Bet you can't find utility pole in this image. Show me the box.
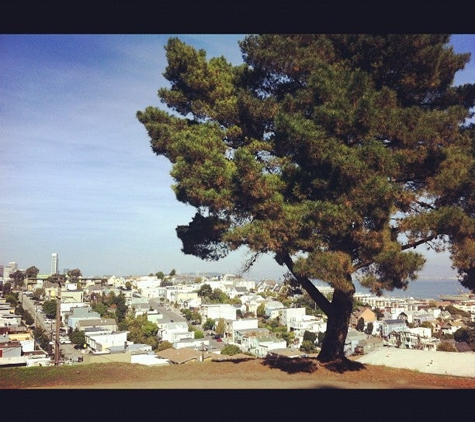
[54,281,62,365]
[49,273,64,366]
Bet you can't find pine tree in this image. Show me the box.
[138,35,475,362]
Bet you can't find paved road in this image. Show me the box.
[148,299,186,322]
[21,294,48,331]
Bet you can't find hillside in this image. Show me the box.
[2,357,475,389]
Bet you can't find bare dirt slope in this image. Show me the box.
[3,357,475,389]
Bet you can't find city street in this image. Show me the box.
[20,293,81,362]
[149,299,186,322]
[21,294,48,331]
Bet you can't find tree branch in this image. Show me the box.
[281,253,334,316]
[401,235,437,251]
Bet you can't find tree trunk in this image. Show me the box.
[317,286,355,363]
[283,254,355,363]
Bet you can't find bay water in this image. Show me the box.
[312,277,471,301]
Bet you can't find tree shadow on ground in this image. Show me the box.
[261,356,319,374]
[212,357,257,364]
[322,358,366,374]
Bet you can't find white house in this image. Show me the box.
[226,318,258,342]
[288,315,327,337]
[173,338,211,350]
[280,307,306,330]
[235,279,256,291]
[85,331,129,353]
[240,294,266,315]
[200,303,236,321]
[399,327,432,349]
[183,298,202,310]
[381,319,407,337]
[264,300,285,318]
[158,321,193,343]
[254,337,287,358]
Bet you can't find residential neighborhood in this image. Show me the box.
[1,265,474,372]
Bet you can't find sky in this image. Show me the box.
[1,34,474,280]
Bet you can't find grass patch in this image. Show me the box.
[1,363,155,388]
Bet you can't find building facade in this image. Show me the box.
[51,253,59,275]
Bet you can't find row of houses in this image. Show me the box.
[0,299,51,367]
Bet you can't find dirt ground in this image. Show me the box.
[8,357,474,389]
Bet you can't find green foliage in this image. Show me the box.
[155,271,165,280]
[444,305,471,318]
[215,318,226,335]
[21,308,34,326]
[454,327,475,345]
[125,315,159,348]
[5,293,18,306]
[374,308,385,320]
[156,341,173,351]
[25,266,39,279]
[365,322,374,335]
[191,311,202,324]
[221,345,242,356]
[197,284,212,298]
[437,341,457,352]
[9,270,25,288]
[194,330,204,339]
[70,328,86,348]
[32,288,44,300]
[303,330,317,343]
[33,327,51,351]
[280,329,295,347]
[356,317,365,332]
[67,268,82,283]
[108,292,128,322]
[139,34,475,361]
[202,318,215,330]
[300,340,317,353]
[182,308,192,321]
[2,282,12,295]
[261,318,281,331]
[280,278,323,316]
[92,302,108,317]
[209,288,228,303]
[256,303,266,317]
[42,299,57,318]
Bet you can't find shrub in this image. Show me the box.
[220,345,241,356]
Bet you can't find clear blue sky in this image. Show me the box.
[1,35,474,279]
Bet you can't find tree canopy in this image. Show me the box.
[42,299,57,318]
[138,34,475,362]
[67,268,82,283]
[25,266,39,279]
[9,270,25,288]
